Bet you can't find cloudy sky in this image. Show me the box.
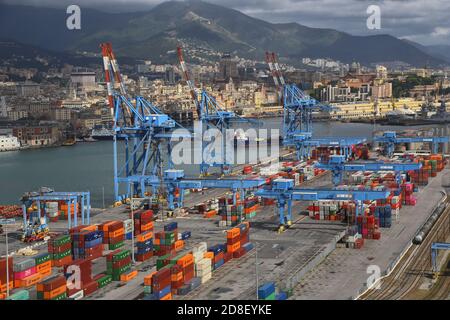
[1,0,448,46]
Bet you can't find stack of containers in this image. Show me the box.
[192,242,211,284]
[33,253,52,278]
[13,259,41,289]
[170,264,184,294]
[136,231,153,262]
[71,229,104,260]
[48,235,72,267]
[408,168,429,186]
[106,249,132,281]
[133,210,154,236]
[58,202,79,221]
[124,219,133,240]
[208,245,226,270]
[64,259,93,297]
[0,257,13,295]
[401,183,417,206]
[151,268,172,300]
[143,271,156,295]
[243,197,259,219]
[45,202,59,222]
[376,206,392,228]
[154,230,176,256]
[99,221,124,250]
[36,275,67,300]
[229,222,252,259]
[218,194,243,226]
[356,215,381,240]
[175,254,194,286]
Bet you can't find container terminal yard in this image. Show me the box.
[1,45,450,301]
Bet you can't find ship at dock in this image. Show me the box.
[91,126,115,141]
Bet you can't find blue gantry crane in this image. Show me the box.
[374,131,449,158]
[102,43,266,217]
[178,46,260,176]
[255,178,390,232]
[102,43,192,202]
[266,52,365,160]
[315,155,423,186]
[21,189,91,241]
[431,242,450,276]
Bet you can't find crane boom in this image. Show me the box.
[177,46,201,117]
[265,51,279,88]
[271,52,286,86]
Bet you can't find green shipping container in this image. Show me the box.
[109,241,124,250]
[36,291,44,300]
[6,290,30,300]
[34,253,51,265]
[112,250,130,262]
[264,292,276,300]
[52,235,71,246]
[52,292,67,300]
[144,285,152,294]
[52,249,71,260]
[97,275,112,288]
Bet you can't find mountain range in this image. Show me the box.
[0,0,447,67]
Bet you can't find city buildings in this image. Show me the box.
[0,135,20,151]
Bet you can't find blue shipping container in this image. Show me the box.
[154,285,171,299]
[214,259,224,270]
[276,292,288,300]
[181,231,191,240]
[164,222,178,232]
[243,242,254,252]
[258,282,275,300]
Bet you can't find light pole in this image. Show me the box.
[1,218,15,299]
[255,241,259,300]
[129,183,135,264]
[5,224,9,298]
[102,186,105,209]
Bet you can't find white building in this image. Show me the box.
[0,135,20,151]
[70,70,96,88]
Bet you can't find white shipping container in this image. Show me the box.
[193,242,207,254]
[201,272,212,284]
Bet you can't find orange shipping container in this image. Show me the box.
[38,267,52,278]
[203,252,214,260]
[144,271,157,286]
[171,272,183,282]
[174,240,184,251]
[0,282,13,293]
[227,228,240,239]
[16,273,42,288]
[109,228,124,238]
[227,242,240,253]
[160,293,172,300]
[37,260,52,273]
[120,270,138,282]
[80,225,98,233]
[141,222,154,232]
[137,232,153,242]
[43,285,66,299]
[177,254,194,268]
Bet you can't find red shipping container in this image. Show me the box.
[83,280,99,296]
[232,247,246,259]
[136,251,153,262]
[37,275,66,292]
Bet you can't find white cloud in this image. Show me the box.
[431,27,450,37]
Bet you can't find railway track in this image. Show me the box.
[360,197,450,300]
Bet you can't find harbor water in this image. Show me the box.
[0,120,449,207]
